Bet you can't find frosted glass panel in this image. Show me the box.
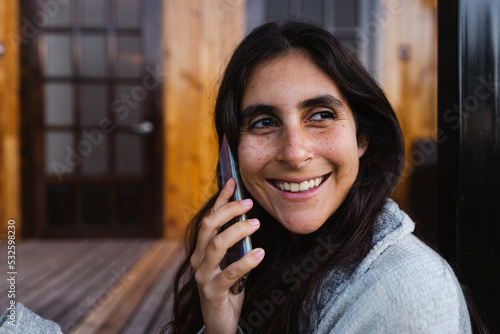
[117,36,143,77]
[116,134,142,175]
[43,2,72,26]
[45,83,74,125]
[116,0,141,27]
[80,0,107,26]
[266,0,289,17]
[81,34,107,76]
[80,84,107,126]
[81,133,108,174]
[44,33,72,76]
[342,38,357,54]
[334,0,357,27]
[46,132,74,175]
[302,0,324,24]
[114,85,142,125]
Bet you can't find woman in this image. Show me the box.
[165,20,472,333]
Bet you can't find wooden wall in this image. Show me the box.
[380,0,438,204]
[0,1,20,239]
[162,0,245,237]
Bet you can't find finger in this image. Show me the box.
[200,218,260,273]
[212,248,265,295]
[191,199,254,270]
[211,178,235,213]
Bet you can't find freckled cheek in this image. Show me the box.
[238,141,272,181]
[239,137,276,159]
[322,141,356,164]
[321,139,360,180]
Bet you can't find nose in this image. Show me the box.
[276,128,314,169]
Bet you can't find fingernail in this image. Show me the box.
[254,249,265,258]
[248,219,259,226]
[240,199,252,206]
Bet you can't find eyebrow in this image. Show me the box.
[299,94,344,109]
[240,104,279,123]
[240,94,344,122]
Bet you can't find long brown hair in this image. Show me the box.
[164,19,404,333]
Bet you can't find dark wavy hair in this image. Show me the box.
[163,19,404,333]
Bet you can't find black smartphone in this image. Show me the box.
[218,134,253,294]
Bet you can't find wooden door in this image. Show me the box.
[21,0,163,238]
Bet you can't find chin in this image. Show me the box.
[274,213,329,235]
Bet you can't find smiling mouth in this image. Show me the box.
[271,174,329,193]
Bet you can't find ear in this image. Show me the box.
[357,133,369,158]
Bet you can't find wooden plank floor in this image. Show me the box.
[0,239,183,333]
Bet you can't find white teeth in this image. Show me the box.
[274,176,325,193]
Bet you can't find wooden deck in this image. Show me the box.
[0,239,184,334]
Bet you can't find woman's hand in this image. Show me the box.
[190,178,265,334]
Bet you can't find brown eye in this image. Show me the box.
[310,111,335,121]
[251,118,278,128]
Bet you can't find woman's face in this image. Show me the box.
[238,51,367,234]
